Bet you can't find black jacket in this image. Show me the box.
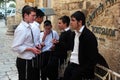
[54,29,73,59]
[71,27,99,78]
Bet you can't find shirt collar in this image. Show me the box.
[21,20,30,28]
[64,27,70,31]
[79,25,85,33]
[75,25,85,34]
[33,21,40,27]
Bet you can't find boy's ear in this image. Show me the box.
[24,13,28,18]
[78,20,82,26]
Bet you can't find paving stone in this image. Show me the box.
[0,19,18,80]
[11,66,17,71]
[0,75,9,80]
[0,72,6,77]
[9,75,18,80]
[7,71,18,76]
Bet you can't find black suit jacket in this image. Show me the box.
[71,27,98,78]
[54,29,73,59]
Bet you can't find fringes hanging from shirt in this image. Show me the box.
[63,59,66,70]
[25,60,28,80]
[32,59,34,68]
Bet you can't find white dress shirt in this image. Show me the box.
[30,21,41,46]
[70,25,85,64]
[40,30,59,52]
[12,21,35,60]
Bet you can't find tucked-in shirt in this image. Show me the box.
[12,21,35,60]
[70,25,85,64]
[30,21,41,46]
[40,30,59,52]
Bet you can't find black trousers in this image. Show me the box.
[63,63,94,80]
[40,51,52,80]
[40,51,58,80]
[16,57,40,80]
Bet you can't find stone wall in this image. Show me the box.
[6,0,25,35]
[86,0,120,74]
[52,0,82,32]
[15,0,35,25]
[6,0,35,35]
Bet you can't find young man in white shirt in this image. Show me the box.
[12,5,41,80]
[30,8,45,80]
[63,11,99,80]
[30,8,45,46]
[40,20,59,80]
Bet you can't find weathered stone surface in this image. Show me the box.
[0,20,18,80]
[88,0,120,74]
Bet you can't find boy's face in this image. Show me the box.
[25,11,36,23]
[58,19,65,30]
[36,16,44,24]
[44,26,52,34]
[70,17,79,30]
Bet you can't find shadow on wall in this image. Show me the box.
[95,53,112,80]
[97,53,109,68]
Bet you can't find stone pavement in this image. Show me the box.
[0,19,18,80]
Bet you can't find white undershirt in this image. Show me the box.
[70,25,85,64]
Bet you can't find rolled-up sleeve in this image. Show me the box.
[12,29,28,54]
